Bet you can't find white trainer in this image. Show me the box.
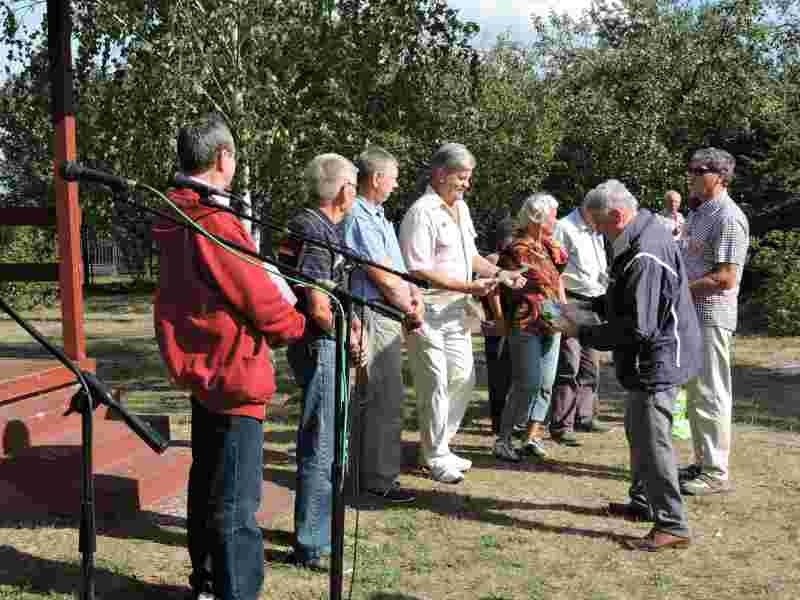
[429,463,464,484]
[448,453,472,472]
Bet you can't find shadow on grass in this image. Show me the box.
[448,445,630,481]
[408,487,637,547]
[0,545,189,599]
[369,594,428,600]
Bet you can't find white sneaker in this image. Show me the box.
[429,463,464,484]
[447,453,472,472]
[493,437,520,462]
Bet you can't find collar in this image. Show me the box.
[355,195,384,218]
[183,173,230,208]
[571,208,593,232]
[694,190,730,215]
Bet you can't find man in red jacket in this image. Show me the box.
[153,113,307,600]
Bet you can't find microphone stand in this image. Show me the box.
[0,295,168,600]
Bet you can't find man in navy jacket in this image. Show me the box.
[563,179,701,552]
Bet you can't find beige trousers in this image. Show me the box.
[685,326,734,481]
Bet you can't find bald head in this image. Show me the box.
[664,190,681,213]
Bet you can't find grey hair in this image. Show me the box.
[176,113,235,173]
[416,143,476,194]
[430,142,476,173]
[689,147,735,185]
[516,192,558,229]
[305,153,358,201]
[355,145,397,186]
[583,179,639,214]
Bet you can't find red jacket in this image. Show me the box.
[153,188,306,420]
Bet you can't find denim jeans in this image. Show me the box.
[499,331,561,437]
[187,399,264,600]
[287,337,335,562]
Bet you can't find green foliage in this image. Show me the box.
[0,227,58,309]
[2,0,800,323]
[749,229,800,335]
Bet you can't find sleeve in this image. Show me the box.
[462,204,480,263]
[344,215,385,262]
[194,211,306,343]
[399,207,437,272]
[294,219,334,281]
[580,257,664,350]
[714,216,748,266]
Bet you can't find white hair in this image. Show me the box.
[516,192,558,229]
[583,179,638,214]
[305,153,358,201]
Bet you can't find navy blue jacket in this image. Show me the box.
[580,209,701,392]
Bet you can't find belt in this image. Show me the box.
[565,290,602,303]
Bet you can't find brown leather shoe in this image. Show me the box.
[625,529,690,552]
[606,502,653,522]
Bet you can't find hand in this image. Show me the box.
[469,277,498,297]
[497,269,526,290]
[348,337,368,367]
[404,298,424,331]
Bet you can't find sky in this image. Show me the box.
[448,0,594,46]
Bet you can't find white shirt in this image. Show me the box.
[659,209,685,240]
[554,208,608,298]
[399,187,479,310]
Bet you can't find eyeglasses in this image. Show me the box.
[342,181,357,189]
[687,165,717,176]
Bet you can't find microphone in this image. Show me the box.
[173,172,233,201]
[59,161,138,189]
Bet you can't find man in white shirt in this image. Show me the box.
[660,190,686,240]
[550,199,612,445]
[399,143,522,483]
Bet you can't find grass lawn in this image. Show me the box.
[1,289,799,599]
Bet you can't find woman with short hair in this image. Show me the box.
[490,193,568,462]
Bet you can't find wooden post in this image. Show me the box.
[49,0,86,361]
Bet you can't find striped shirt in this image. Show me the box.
[680,191,749,331]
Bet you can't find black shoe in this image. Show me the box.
[606,502,654,522]
[290,553,353,575]
[190,583,216,600]
[678,464,702,482]
[551,431,582,446]
[575,419,614,433]
[365,483,416,504]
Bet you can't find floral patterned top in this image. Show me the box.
[498,235,568,335]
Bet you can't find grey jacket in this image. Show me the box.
[580,209,702,392]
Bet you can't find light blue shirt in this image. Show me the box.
[344,196,407,302]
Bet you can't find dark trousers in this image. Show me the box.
[626,388,689,537]
[188,399,265,600]
[484,335,511,434]
[550,298,601,434]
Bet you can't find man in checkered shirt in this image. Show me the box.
[679,148,749,496]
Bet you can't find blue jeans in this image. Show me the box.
[499,331,561,437]
[187,399,264,600]
[287,337,335,562]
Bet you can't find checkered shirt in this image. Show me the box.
[681,191,750,331]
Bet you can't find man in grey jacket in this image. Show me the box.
[563,180,701,552]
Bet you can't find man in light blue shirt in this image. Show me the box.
[344,146,423,503]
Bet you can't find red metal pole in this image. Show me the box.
[49,0,86,361]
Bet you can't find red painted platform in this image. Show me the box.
[0,358,293,527]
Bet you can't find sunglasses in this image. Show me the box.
[687,165,718,176]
